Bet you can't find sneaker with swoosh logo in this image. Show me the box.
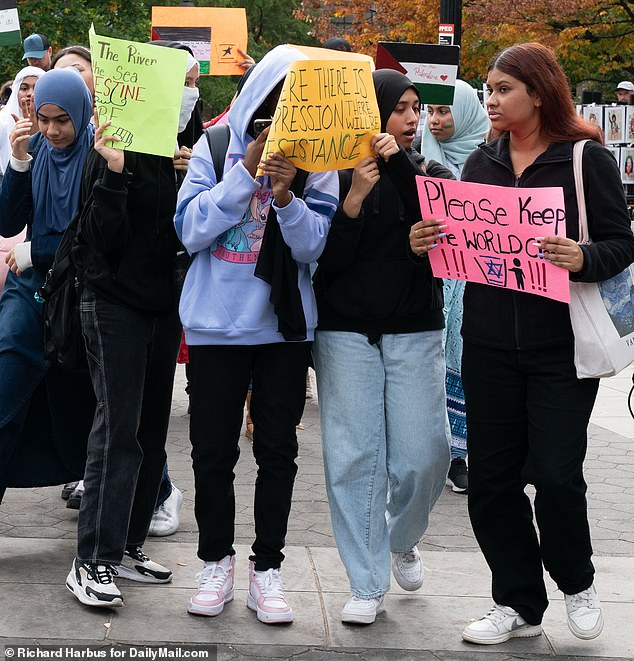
[462,604,542,644]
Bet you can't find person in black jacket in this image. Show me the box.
[312,69,452,625]
[65,42,201,607]
[410,42,634,645]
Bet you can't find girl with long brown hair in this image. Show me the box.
[411,42,634,645]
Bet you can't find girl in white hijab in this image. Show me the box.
[0,65,45,175]
[0,66,45,287]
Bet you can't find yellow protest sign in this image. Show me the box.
[89,26,187,158]
[290,44,375,68]
[262,59,380,173]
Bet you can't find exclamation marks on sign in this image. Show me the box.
[439,248,468,279]
[440,248,450,275]
[452,250,462,279]
[527,261,548,292]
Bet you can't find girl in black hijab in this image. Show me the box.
[312,69,453,625]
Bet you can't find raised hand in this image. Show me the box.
[371,132,399,162]
[342,156,380,218]
[9,116,33,161]
[93,109,124,174]
[259,152,296,208]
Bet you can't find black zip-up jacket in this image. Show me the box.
[461,137,634,350]
[313,147,453,336]
[74,149,179,313]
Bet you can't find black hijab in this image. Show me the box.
[372,69,419,132]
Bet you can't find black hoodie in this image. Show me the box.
[313,70,452,336]
[75,149,179,313]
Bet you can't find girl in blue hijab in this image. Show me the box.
[0,67,95,504]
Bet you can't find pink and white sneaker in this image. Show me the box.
[247,561,294,624]
[187,555,234,617]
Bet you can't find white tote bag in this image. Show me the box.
[569,140,634,379]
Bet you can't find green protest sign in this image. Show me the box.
[89,26,187,158]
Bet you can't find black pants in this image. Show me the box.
[78,290,180,563]
[189,342,310,571]
[462,342,600,625]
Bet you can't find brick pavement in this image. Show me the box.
[0,366,633,659]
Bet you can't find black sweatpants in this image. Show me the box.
[462,341,600,625]
[188,342,311,571]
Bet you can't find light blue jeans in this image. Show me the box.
[313,330,451,598]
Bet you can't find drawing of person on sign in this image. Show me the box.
[509,257,525,290]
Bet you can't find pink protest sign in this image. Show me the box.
[416,177,570,303]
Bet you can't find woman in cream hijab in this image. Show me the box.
[0,65,45,176]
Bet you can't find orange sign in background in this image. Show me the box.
[151,6,247,76]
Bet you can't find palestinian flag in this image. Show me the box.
[376,42,460,105]
[0,0,20,47]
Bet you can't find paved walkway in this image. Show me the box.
[1,366,633,660]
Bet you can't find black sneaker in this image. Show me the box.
[61,482,79,501]
[66,559,123,607]
[66,482,84,510]
[117,546,173,583]
[447,457,468,494]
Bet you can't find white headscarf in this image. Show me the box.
[0,66,46,174]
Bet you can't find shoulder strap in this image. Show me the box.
[290,168,309,199]
[337,169,353,201]
[573,140,590,244]
[204,123,231,184]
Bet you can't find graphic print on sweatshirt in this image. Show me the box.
[213,185,274,263]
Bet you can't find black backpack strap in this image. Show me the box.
[204,123,231,183]
[337,169,353,202]
[290,168,309,199]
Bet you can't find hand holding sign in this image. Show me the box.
[537,235,585,273]
[259,152,297,208]
[89,25,187,158]
[371,132,399,162]
[260,59,380,174]
[416,177,571,303]
[409,219,447,254]
[244,127,271,178]
[93,111,124,174]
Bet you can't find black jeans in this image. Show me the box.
[189,342,311,571]
[77,289,180,564]
[462,342,600,625]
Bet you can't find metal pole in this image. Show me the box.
[440,0,462,47]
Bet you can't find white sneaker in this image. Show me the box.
[148,485,183,537]
[341,594,385,624]
[247,562,294,624]
[66,559,123,608]
[187,555,235,617]
[391,546,424,591]
[116,547,172,583]
[462,604,542,644]
[564,583,604,639]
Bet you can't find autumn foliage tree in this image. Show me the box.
[463,0,634,87]
[297,0,634,92]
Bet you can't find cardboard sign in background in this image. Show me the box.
[90,27,187,158]
[417,177,570,303]
[151,6,247,76]
[376,42,460,105]
[261,59,380,173]
[0,0,20,47]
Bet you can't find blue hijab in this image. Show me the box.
[31,68,94,233]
